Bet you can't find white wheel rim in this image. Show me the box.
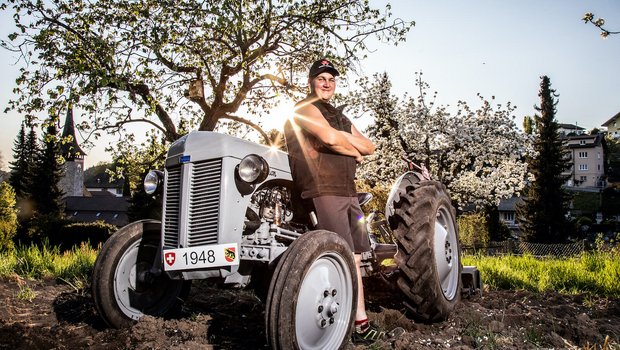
[295,252,354,350]
[433,205,459,300]
[114,239,144,320]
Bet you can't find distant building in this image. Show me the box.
[498,196,523,237]
[562,133,606,189]
[558,123,585,136]
[59,105,86,197]
[84,171,125,198]
[65,195,129,227]
[602,111,620,139]
[59,107,129,226]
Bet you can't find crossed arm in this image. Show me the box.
[293,104,375,162]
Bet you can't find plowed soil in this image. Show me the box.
[1,275,618,349]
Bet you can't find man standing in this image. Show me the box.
[284,58,394,344]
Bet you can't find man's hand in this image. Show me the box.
[340,127,375,156]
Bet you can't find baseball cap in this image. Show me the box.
[309,59,340,79]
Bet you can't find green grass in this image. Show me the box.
[1,240,619,298]
[0,241,98,290]
[463,248,620,297]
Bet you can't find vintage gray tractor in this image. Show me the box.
[92,131,463,349]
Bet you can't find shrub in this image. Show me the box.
[57,221,117,249]
[20,214,68,246]
[19,215,117,251]
[0,182,18,252]
[458,212,489,248]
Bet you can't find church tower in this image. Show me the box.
[59,104,86,197]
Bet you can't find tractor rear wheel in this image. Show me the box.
[390,180,462,322]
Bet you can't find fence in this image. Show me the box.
[462,239,588,258]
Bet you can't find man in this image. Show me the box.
[284,58,397,344]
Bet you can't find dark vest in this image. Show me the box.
[284,97,357,199]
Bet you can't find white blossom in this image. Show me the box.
[348,72,531,208]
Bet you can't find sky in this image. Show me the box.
[1,0,619,171]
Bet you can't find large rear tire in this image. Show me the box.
[92,220,191,328]
[266,230,357,350]
[390,180,462,322]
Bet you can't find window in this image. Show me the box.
[503,212,515,222]
[580,176,587,182]
[598,164,601,171]
[578,151,588,158]
[579,164,588,171]
[598,153,601,159]
[579,140,586,145]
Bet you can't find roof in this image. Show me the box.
[84,172,124,189]
[66,211,128,227]
[65,196,129,212]
[64,196,130,227]
[61,105,86,160]
[562,133,603,148]
[602,111,620,127]
[498,196,524,211]
[558,123,585,131]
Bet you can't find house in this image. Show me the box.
[562,133,606,189]
[602,111,620,139]
[498,196,523,237]
[499,133,606,234]
[65,195,129,227]
[558,123,586,136]
[84,171,125,198]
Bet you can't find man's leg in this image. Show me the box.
[354,253,368,321]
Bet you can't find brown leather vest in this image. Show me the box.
[284,97,357,199]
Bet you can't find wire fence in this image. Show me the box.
[462,239,589,258]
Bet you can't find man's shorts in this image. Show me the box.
[310,196,371,254]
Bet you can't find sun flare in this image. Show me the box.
[262,98,296,132]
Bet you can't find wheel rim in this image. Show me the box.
[114,238,180,320]
[433,204,459,301]
[295,252,354,350]
[114,239,144,320]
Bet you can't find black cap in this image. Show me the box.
[309,59,340,79]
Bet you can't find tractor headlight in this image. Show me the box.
[144,170,164,195]
[237,154,269,184]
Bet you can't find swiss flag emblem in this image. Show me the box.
[164,252,176,266]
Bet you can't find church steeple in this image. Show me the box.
[61,104,86,161]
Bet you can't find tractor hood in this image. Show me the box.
[165,131,290,173]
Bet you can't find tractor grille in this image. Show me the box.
[187,159,221,246]
[162,159,222,249]
[163,166,182,248]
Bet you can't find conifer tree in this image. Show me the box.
[9,123,39,220]
[30,117,65,218]
[517,76,571,243]
[8,123,29,198]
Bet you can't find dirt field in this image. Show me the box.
[1,275,618,350]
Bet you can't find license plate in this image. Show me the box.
[163,243,239,271]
